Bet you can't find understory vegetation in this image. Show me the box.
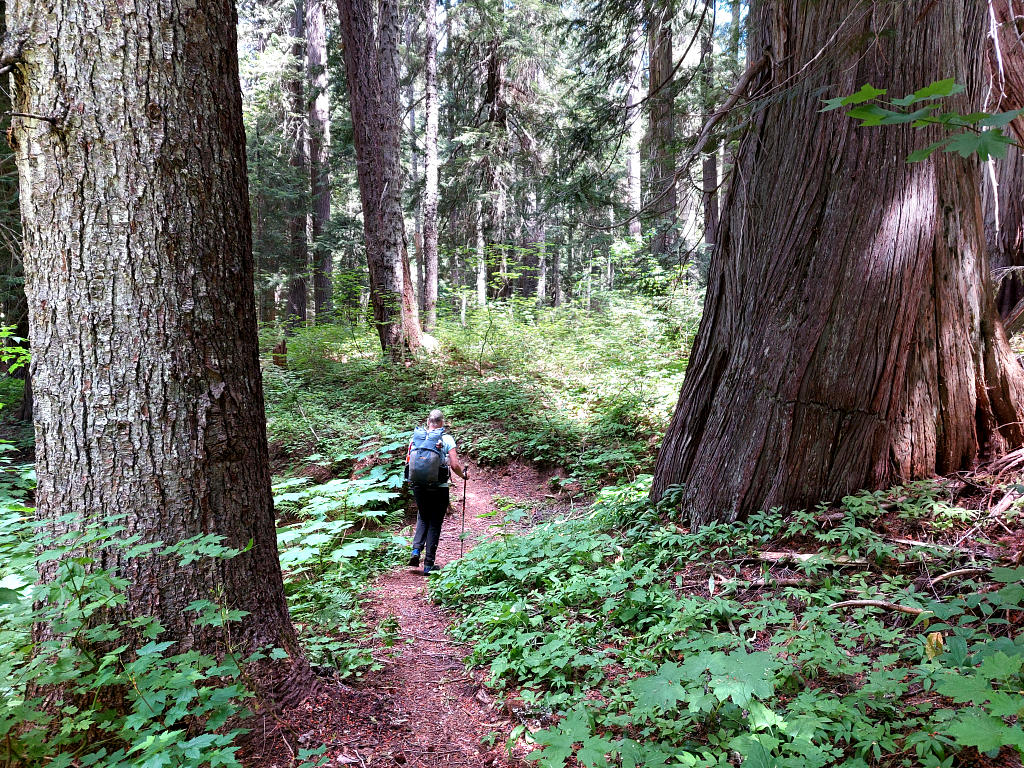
[3,293,1024,767]
[0,295,697,766]
[435,479,1024,767]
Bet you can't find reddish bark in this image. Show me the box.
[652,0,1024,526]
[338,0,414,354]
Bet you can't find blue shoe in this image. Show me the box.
[408,549,421,567]
[423,564,438,575]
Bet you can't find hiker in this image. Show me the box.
[405,409,467,574]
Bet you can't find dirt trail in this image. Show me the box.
[251,461,557,768]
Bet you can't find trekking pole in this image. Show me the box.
[460,471,468,558]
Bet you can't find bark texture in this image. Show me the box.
[338,0,409,354]
[647,2,675,257]
[984,0,1024,326]
[287,0,309,326]
[422,0,440,331]
[10,0,299,655]
[308,0,333,322]
[652,0,1024,525]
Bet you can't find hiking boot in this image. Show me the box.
[408,549,421,567]
[423,563,439,575]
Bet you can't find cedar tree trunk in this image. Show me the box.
[651,0,1024,525]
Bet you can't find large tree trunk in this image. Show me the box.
[651,0,1024,526]
[647,2,675,257]
[10,0,300,664]
[287,0,309,327]
[308,0,333,323]
[422,0,440,332]
[984,0,1024,328]
[338,0,411,355]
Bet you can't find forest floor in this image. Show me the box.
[246,459,563,768]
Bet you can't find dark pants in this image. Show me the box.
[412,485,450,566]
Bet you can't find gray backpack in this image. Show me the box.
[407,426,449,487]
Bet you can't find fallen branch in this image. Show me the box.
[929,566,990,587]
[755,551,867,566]
[886,537,965,553]
[826,599,930,617]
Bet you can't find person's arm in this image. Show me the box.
[447,447,467,479]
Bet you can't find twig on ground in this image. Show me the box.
[930,566,991,587]
[402,632,470,646]
[827,599,930,617]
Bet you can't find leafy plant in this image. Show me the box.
[823,78,1023,162]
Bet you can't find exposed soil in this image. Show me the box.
[244,459,565,768]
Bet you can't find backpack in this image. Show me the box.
[407,426,450,487]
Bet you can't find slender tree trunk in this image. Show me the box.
[401,238,422,350]
[626,37,643,239]
[286,274,308,326]
[475,199,487,306]
[482,35,508,298]
[565,226,574,301]
[647,2,675,257]
[308,0,333,322]
[700,31,718,251]
[422,0,440,331]
[551,226,562,307]
[984,0,1024,326]
[287,0,309,327]
[652,0,1024,526]
[338,0,412,355]
[10,0,302,668]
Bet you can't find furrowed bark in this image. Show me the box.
[338,0,410,355]
[652,0,1024,526]
[10,0,301,666]
[984,0,1024,325]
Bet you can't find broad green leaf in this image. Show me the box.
[945,129,1013,160]
[847,104,892,127]
[891,78,964,106]
[844,84,887,105]
[630,662,687,711]
[944,710,1024,752]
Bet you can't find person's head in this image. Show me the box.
[427,409,445,428]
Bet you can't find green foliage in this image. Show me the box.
[262,294,696,493]
[823,78,1023,162]
[0,508,259,767]
[273,460,409,676]
[0,426,399,765]
[434,478,1024,767]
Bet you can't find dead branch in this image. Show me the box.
[929,566,991,587]
[826,599,930,616]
